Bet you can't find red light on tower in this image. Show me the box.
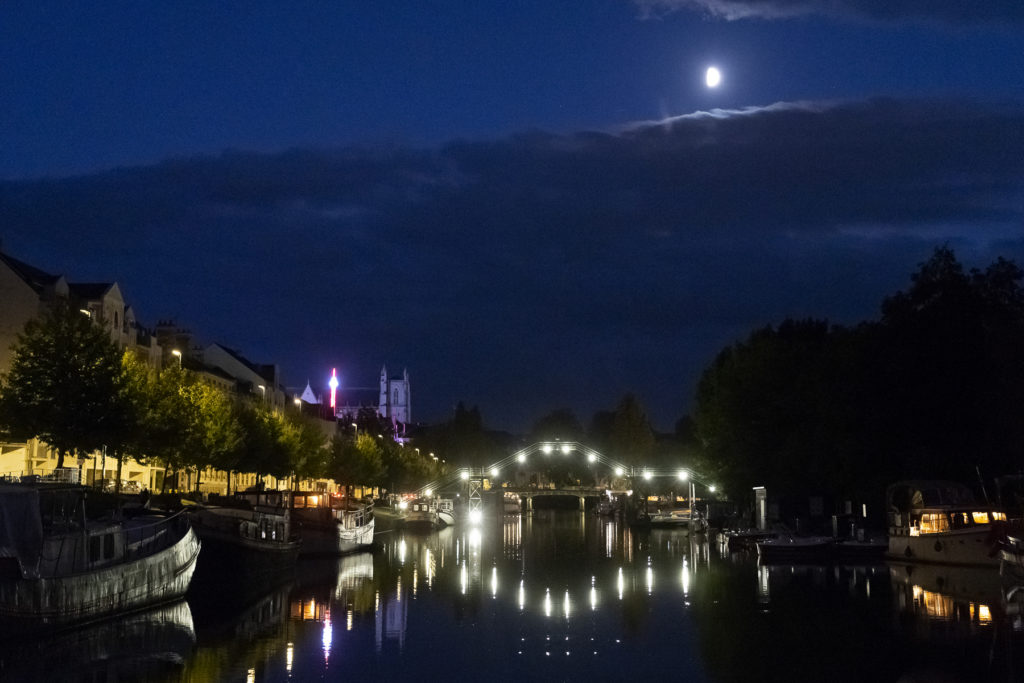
[329,368,339,409]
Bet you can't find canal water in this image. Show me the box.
[3,509,1022,682]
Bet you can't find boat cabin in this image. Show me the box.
[887,480,1006,537]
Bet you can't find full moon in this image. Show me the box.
[705,66,721,88]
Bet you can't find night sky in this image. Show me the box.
[2,1,1023,432]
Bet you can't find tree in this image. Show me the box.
[530,409,584,442]
[0,301,129,469]
[609,394,655,467]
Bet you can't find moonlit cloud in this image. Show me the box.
[2,97,1022,430]
[636,0,1024,24]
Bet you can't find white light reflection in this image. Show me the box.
[398,538,407,564]
[617,567,624,600]
[544,588,552,617]
[347,609,353,631]
[322,612,332,663]
[461,565,468,595]
[469,528,482,548]
[247,668,256,683]
[491,566,498,598]
[646,564,654,594]
[590,576,598,611]
[286,642,293,673]
[681,558,690,597]
[564,590,571,619]
[519,579,526,611]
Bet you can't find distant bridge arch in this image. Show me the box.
[412,441,714,518]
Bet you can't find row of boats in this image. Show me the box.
[722,480,1024,569]
[0,478,375,636]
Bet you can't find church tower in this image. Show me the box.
[378,365,411,427]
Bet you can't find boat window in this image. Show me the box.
[89,535,100,562]
[104,534,115,559]
[972,512,991,525]
[994,511,1007,521]
[919,513,949,534]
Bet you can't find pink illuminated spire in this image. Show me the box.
[329,368,339,409]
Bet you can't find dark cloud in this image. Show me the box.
[636,0,1024,24]
[2,97,1022,431]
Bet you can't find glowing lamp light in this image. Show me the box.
[678,470,689,481]
[587,453,596,463]
[460,470,470,481]
[398,501,408,510]
[542,444,553,454]
[517,453,527,463]
[491,467,499,478]
[424,488,433,497]
[643,470,652,481]
[614,467,624,477]
[328,368,339,409]
[560,444,571,455]
[709,485,717,493]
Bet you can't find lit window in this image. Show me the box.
[919,513,949,534]
[971,512,991,525]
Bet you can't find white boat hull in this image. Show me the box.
[0,524,200,631]
[887,527,999,567]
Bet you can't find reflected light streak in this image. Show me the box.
[519,579,526,611]
[413,566,418,597]
[398,539,407,564]
[491,566,498,598]
[460,565,468,595]
[470,528,482,548]
[618,567,624,600]
[590,577,598,611]
[544,588,552,617]
[646,564,654,594]
[682,559,690,596]
[247,668,256,683]
[286,642,293,673]
[322,612,332,663]
[347,609,353,631]
[564,590,571,620]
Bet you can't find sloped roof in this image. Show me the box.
[0,251,62,294]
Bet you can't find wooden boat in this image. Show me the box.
[719,528,778,552]
[756,534,834,562]
[635,507,707,532]
[188,497,300,591]
[285,490,374,556]
[886,480,1011,567]
[404,497,440,532]
[0,481,200,634]
[436,498,456,526]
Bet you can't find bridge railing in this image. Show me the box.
[407,442,715,500]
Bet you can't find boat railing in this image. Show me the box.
[34,509,193,578]
[0,469,82,485]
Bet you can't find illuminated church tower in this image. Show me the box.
[379,365,411,427]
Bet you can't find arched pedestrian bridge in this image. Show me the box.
[411,441,715,518]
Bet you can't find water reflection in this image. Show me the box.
[0,600,195,681]
[6,511,1024,681]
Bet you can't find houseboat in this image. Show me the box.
[0,481,200,634]
[886,480,1010,566]
[189,496,300,590]
[286,490,374,556]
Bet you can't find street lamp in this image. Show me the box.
[171,349,182,368]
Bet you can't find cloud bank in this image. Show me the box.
[2,97,1022,430]
[636,0,1024,24]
